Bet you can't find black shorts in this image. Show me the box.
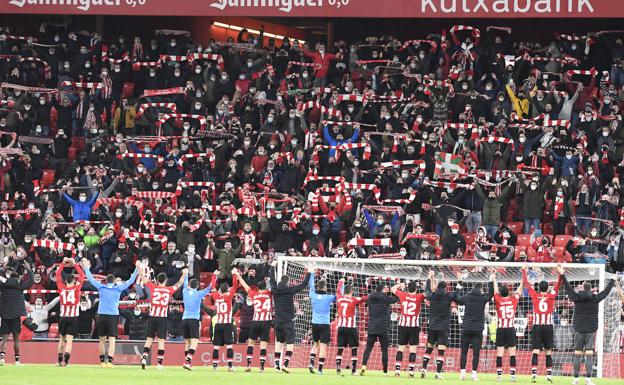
[427,329,449,347]
[274,321,295,344]
[496,327,517,348]
[0,318,21,336]
[573,332,596,351]
[337,327,359,347]
[97,315,119,338]
[398,326,420,346]
[312,324,331,344]
[182,319,200,340]
[213,323,234,346]
[531,324,554,350]
[249,321,271,342]
[59,317,78,337]
[147,316,168,339]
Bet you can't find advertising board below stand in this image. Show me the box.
[0,0,617,18]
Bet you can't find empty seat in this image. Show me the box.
[554,235,572,248]
[68,147,77,161]
[71,136,85,153]
[42,169,55,186]
[542,223,553,235]
[517,234,532,247]
[508,222,523,235]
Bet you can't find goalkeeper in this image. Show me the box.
[308,271,337,375]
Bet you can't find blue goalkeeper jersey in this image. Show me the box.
[85,267,139,316]
[309,274,336,324]
[182,275,212,320]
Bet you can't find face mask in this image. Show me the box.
[115,212,123,218]
[275,214,282,219]
[530,185,537,191]
[134,308,141,316]
[401,172,409,179]
[79,196,87,202]
[174,71,181,77]
[221,75,228,81]
[78,245,85,251]
[195,68,202,74]
[566,154,572,160]
[486,86,492,91]
[35,127,41,133]
[519,137,526,143]
[376,219,384,225]
[114,67,121,73]
[289,112,296,119]
[499,97,504,102]
[603,132,609,137]
[347,107,355,113]
[85,63,91,69]
[591,231,598,237]
[451,229,459,234]
[319,50,325,55]
[312,230,319,235]
[267,117,274,123]
[302,73,308,79]
[149,72,156,77]
[353,160,360,167]
[239,74,245,80]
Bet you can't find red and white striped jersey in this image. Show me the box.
[145,282,177,318]
[211,290,237,324]
[494,293,520,328]
[55,263,85,318]
[248,289,273,321]
[395,291,425,327]
[336,295,367,328]
[59,285,82,318]
[523,271,562,326]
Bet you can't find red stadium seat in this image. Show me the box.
[117,324,125,336]
[517,234,532,247]
[553,246,565,259]
[71,136,85,153]
[48,323,58,338]
[565,223,575,235]
[199,272,213,287]
[122,82,135,99]
[508,222,523,235]
[527,247,537,262]
[542,223,553,235]
[463,233,476,246]
[68,147,77,161]
[554,235,572,248]
[201,326,211,339]
[41,169,55,187]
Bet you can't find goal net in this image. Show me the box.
[277,257,623,378]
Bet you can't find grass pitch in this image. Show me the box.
[1,365,621,385]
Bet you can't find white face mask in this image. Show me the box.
[78,245,85,251]
[115,212,123,218]
[267,117,274,123]
[530,185,537,190]
[312,230,319,235]
[79,196,87,202]
[134,308,141,316]
[451,229,459,234]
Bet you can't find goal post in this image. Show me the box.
[276,256,623,378]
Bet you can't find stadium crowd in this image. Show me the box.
[0,22,624,353]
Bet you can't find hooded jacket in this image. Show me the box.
[0,267,34,319]
[269,267,310,323]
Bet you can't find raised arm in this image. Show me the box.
[522,265,536,297]
[237,273,251,293]
[173,268,188,291]
[118,265,140,291]
[84,266,104,289]
[391,282,404,295]
[309,272,316,296]
[291,272,311,294]
[492,273,499,295]
[561,274,579,301]
[595,279,616,302]
[55,263,66,290]
[515,275,525,296]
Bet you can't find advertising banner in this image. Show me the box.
[0,0,614,18]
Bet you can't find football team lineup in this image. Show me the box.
[2,259,623,385]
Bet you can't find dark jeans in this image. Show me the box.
[362,333,389,372]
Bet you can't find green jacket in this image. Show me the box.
[209,240,243,280]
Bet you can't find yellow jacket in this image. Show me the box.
[506,85,530,118]
[113,106,137,130]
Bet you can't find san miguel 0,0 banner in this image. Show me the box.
[0,0,615,17]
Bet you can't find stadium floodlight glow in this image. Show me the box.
[212,22,304,45]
